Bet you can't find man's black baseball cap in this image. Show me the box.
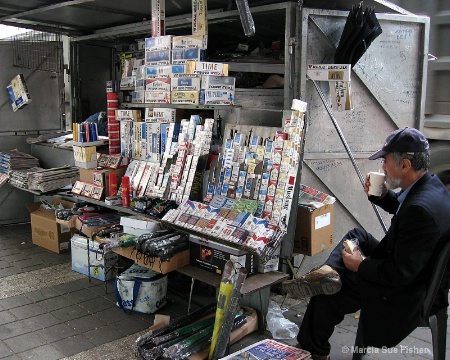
[369,127,429,160]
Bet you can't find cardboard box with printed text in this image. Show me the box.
[293,203,334,256]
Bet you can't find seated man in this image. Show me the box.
[283,127,450,360]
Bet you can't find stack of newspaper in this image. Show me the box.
[0,149,39,174]
[27,166,79,193]
[9,167,44,189]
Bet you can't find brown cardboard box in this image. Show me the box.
[293,203,334,256]
[79,167,126,197]
[27,202,73,254]
[74,215,120,238]
[114,247,190,274]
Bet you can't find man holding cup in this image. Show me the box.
[283,127,450,360]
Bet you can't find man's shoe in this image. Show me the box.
[282,265,342,298]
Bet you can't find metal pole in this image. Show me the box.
[307,75,388,234]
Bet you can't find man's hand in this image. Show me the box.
[342,248,364,272]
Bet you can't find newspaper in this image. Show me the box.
[220,338,311,359]
[298,184,336,209]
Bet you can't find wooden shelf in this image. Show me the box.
[176,265,288,296]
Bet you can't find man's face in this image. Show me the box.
[382,153,402,190]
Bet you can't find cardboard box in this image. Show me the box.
[293,203,334,256]
[71,234,118,281]
[79,167,127,197]
[73,146,97,169]
[189,236,256,275]
[27,202,73,254]
[75,215,121,238]
[114,247,190,274]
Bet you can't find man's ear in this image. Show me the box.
[402,158,412,171]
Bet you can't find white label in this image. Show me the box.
[60,241,70,250]
[315,212,331,230]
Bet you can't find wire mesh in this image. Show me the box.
[12,31,63,73]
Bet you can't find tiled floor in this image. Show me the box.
[0,223,448,359]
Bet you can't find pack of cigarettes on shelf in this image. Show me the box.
[145,50,171,66]
[172,48,206,65]
[175,212,191,227]
[171,77,201,91]
[105,196,122,206]
[132,90,145,103]
[192,0,208,35]
[186,61,228,76]
[193,217,210,232]
[171,91,199,105]
[120,76,135,88]
[145,78,171,91]
[145,65,186,78]
[115,109,142,121]
[172,35,208,49]
[151,0,165,37]
[145,35,173,51]
[144,90,171,103]
[200,89,234,105]
[135,78,146,91]
[146,107,176,123]
[201,75,235,90]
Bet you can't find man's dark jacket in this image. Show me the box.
[358,173,450,347]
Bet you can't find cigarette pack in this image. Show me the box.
[172,48,205,65]
[172,35,208,49]
[132,90,145,103]
[186,61,228,76]
[171,91,199,105]
[200,89,234,105]
[144,91,171,103]
[151,0,165,37]
[146,65,186,78]
[192,0,208,35]
[201,75,235,90]
[144,35,172,51]
[145,78,171,91]
[171,76,201,91]
[145,49,171,66]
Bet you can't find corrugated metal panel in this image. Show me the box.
[298,8,429,239]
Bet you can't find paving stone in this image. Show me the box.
[35,323,79,342]
[51,305,89,322]
[7,303,46,320]
[0,296,33,310]
[63,289,98,305]
[92,308,130,325]
[25,288,60,302]
[3,333,46,353]
[13,258,45,270]
[22,313,61,331]
[51,282,85,296]
[78,297,115,313]
[83,325,126,346]
[17,344,65,360]
[0,320,32,340]
[52,335,96,357]
[36,295,74,312]
[66,315,106,333]
[0,311,18,326]
[0,261,11,269]
[0,268,22,278]
[111,317,151,336]
[0,340,14,358]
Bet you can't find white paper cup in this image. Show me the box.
[368,172,386,196]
